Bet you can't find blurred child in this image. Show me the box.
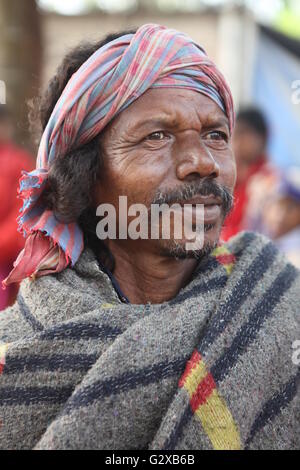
[222,107,276,240]
[263,167,300,268]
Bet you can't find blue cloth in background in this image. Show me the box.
[251,31,300,169]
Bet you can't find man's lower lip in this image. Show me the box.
[203,204,222,223]
[182,204,221,224]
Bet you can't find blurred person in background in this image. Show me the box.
[222,106,277,241]
[263,167,300,268]
[0,105,32,310]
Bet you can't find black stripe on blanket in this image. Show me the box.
[0,385,74,406]
[199,241,278,354]
[193,256,220,276]
[210,263,298,383]
[60,356,190,416]
[169,275,228,306]
[228,231,257,258]
[162,402,193,450]
[40,322,122,341]
[17,293,44,332]
[4,353,98,374]
[245,369,300,448]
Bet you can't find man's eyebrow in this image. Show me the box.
[203,116,230,131]
[130,114,230,132]
[131,115,177,131]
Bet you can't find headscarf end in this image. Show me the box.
[2,231,70,288]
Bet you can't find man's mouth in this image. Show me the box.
[177,195,222,225]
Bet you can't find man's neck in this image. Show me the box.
[104,241,198,304]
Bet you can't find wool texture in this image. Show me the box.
[0,231,299,450]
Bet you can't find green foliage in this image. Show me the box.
[275,6,300,39]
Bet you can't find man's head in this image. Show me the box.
[233,107,268,166]
[4,24,236,286]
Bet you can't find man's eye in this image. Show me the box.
[205,130,228,142]
[146,131,167,141]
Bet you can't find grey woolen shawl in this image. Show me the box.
[0,231,299,450]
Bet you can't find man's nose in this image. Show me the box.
[175,134,220,181]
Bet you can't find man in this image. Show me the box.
[0,25,299,450]
[0,106,32,310]
[222,107,276,241]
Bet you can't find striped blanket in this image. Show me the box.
[0,232,299,449]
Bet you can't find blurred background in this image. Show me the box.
[0,0,300,308]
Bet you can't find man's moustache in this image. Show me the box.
[151,178,234,216]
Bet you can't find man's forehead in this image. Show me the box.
[117,88,229,131]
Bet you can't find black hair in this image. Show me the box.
[33,29,137,270]
[236,106,269,139]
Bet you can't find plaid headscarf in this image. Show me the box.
[3,23,234,287]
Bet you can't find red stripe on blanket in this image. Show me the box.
[178,349,202,388]
[215,253,236,265]
[190,372,216,412]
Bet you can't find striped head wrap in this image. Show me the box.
[3,23,235,287]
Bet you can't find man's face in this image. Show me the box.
[94,88,236,258]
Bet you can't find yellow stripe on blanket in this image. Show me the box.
[179,350,241,450]
[212,245,236,276]
[101,303,118,309]
[195,389,241,450]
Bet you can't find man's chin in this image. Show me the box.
[159,240,217,260]
[158,224,221,260]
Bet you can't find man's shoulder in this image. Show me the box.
[221,230,300,297]
[0,301,33,344]
[0,247,120,344]
[218,230,299,347]
[224,231,273,258]
[222,231,299,271]
[222,230,299,320]
[0,272,77,344]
